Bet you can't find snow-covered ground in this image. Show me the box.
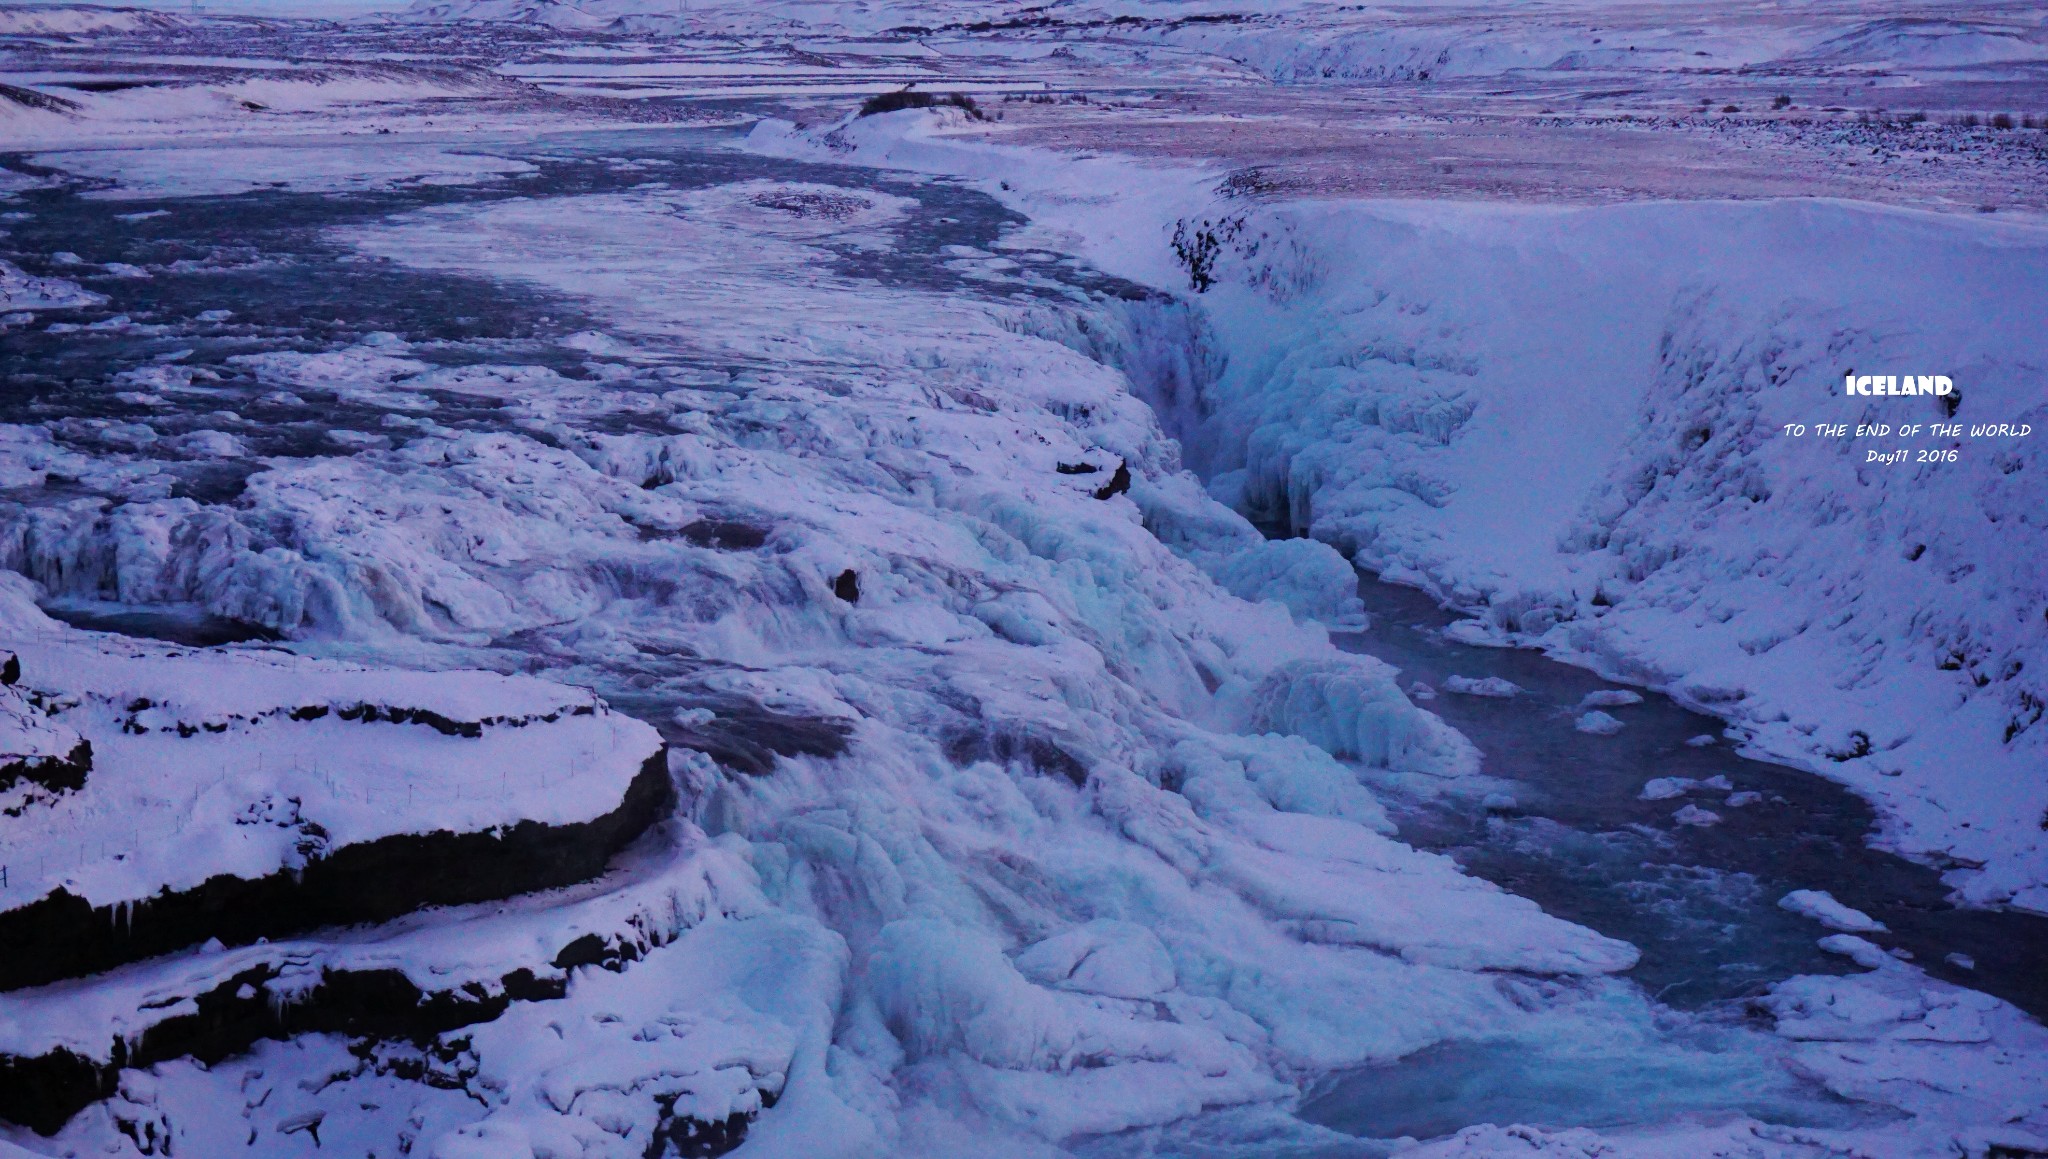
[1,2,2045,1157]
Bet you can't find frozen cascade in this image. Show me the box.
[0,136,1692,1156]
[735,108,2048,1157]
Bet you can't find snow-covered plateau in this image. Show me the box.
[0,1,2044,1157]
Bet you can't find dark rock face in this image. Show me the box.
[1093,461,1132,500]
[648,1106,757,1159]
[0,738,91,813]
[0,82,80,113]
[0,960,567,1135]
[0,749,674,993]
[833,569,860,603]
[664,697,855,777]
[678,520,770,551]
[945,726,1090,787]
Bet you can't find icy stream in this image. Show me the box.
[1298,574,2048,1139]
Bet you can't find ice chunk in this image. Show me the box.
[1574,710,1623,735]
[1577,689,1642,709]
[1817,934,1891,969]
[1442,675,1521,698]
[1779,890,1887,933]
[165,429,245,459]
[1725,791,1764,807]
[1684,734,1717,747]
[0,259,106,311]
[1441,620,1500,645]
[867,919,1282,1138]
[1672,804,1720,827]
[1639,777,1695,801]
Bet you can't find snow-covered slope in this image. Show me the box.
[1159,195,2048,917]
[1157,9,2048,85]
[0,6,185,38]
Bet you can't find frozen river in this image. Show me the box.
[2,122,2045,1158]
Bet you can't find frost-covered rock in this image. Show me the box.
[0,694,89,820]
[441,911,840,1159]
[0,826,759,1133]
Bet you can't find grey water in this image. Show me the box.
[1299,1036,1876,1145]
